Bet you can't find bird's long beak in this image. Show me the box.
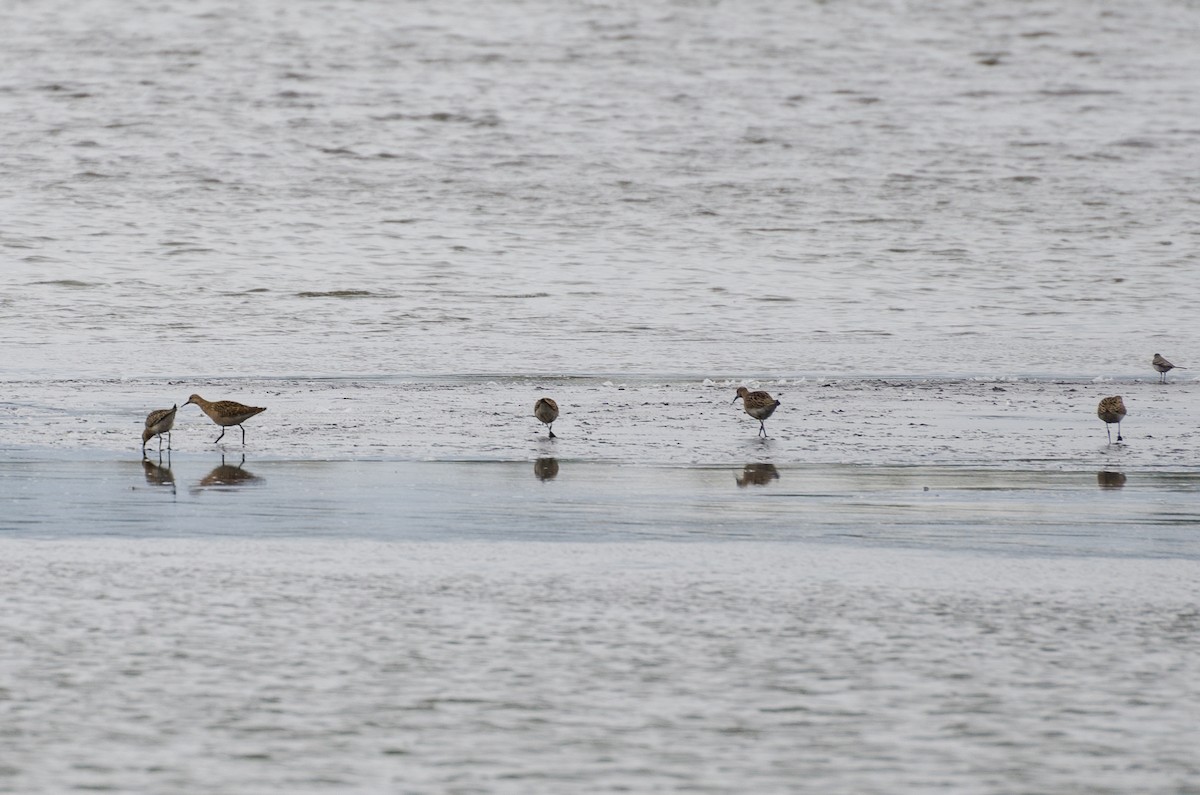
[731,396,739,404]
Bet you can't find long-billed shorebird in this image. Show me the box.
[534,397,559,438]
[141,404,177,453]
[734,386,781,438]
[1152,353,1185,383]
[185,394,266,445]
[1097,395,1127,443]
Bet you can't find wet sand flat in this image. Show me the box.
[1,374,1196,469]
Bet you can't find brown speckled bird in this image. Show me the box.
[534,397,559,438]
[185,394,266,445]
[1097,395,1127,443]
[141,404,177,454]
[734,386,781,438]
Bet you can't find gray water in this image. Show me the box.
[2,0,1199,378]
[5,455,1200,554]
[4,537,1199,795]
[3,0,1200,792]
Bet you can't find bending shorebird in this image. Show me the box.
[734,386,781,438]
[185,394,266,445]
[1152,353,1185,383]
[1097,395,1127,443]
[141,404,178,453]
[534,397,559,438]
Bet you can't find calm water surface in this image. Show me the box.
[3,535,1199,794]
[3,455,1200,556]
[3,457,1199,792]
[1,0,1198,378]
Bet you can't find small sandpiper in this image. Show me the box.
[1152,353,1185,383]
[141,404,177,454]
[734,386,781,438]
[1097,395,1127,443]
[185,394,267,445]
[534,397,559,438]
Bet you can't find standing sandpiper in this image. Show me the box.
[1097,395,1127,443]
[734,386,781,438]
[185,394,267,445]
[142,404,178,454]
[1152,353,1185,383]
[534,397,559,438]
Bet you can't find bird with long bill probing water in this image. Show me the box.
[141,404,177,454]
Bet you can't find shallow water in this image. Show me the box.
[2,0,1199,379]
[3,0,1200,792]
[3,538,1199,794]
[4,455,1200,557]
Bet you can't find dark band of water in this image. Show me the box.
[5,454,1198,559]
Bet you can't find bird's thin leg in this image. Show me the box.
[158,434,163,453]
[241,425,247,445]
[167,431,172,450]
[214,427,226,444]
[1116,422,1123,442]
[548,424,556,439]
[759,421,767,437]
[1106,424,1112,443]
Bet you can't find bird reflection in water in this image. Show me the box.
[534,457,560,481]
[194,455,263,490]
[142,454,176,493]
[1097,470,1127,489]
[736,463,779,487]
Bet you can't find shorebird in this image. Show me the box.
[734,386,781,438]
[141,404,177,453]
[534,397,559,438]
[184,394,266,445]
[1097,395,1127,443]
[1152,353,1185,383]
